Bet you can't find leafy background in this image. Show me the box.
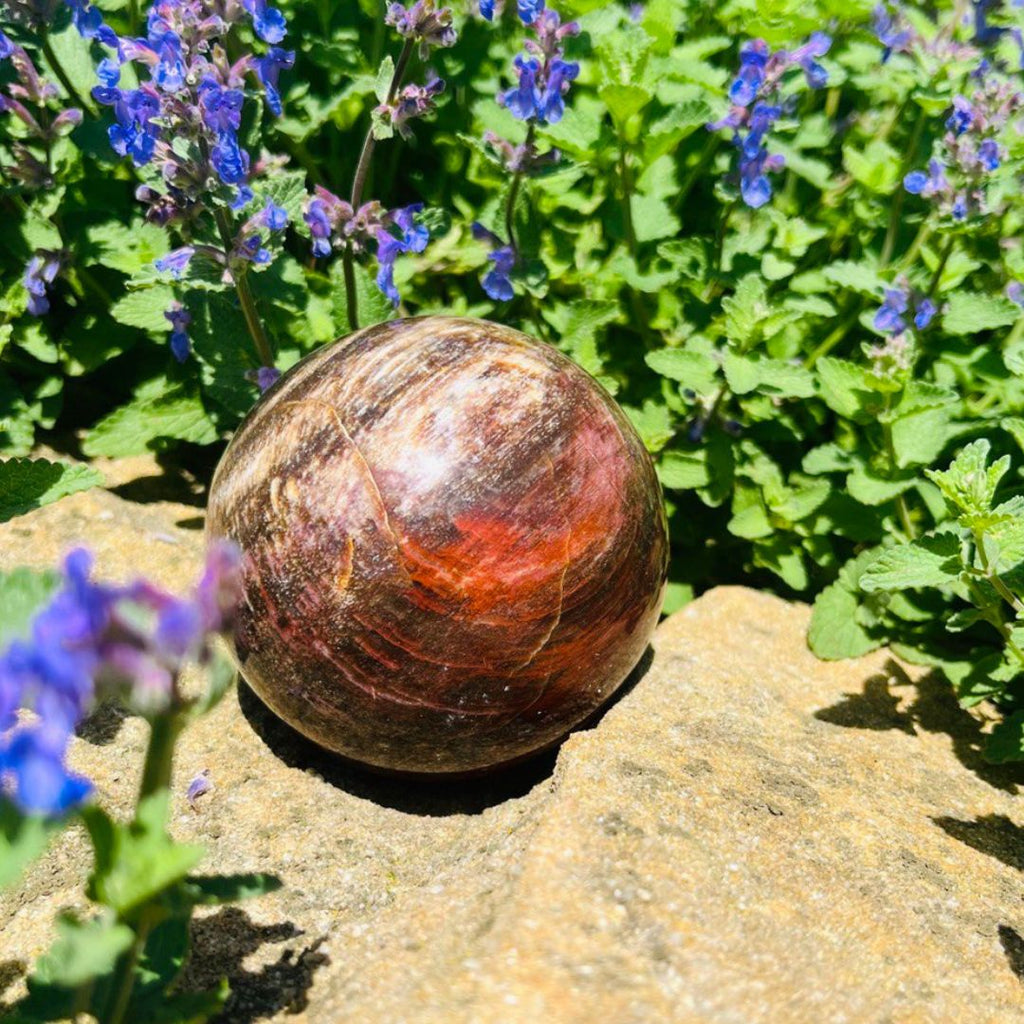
[3,0,1024,758]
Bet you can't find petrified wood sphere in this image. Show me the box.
[206,317,668,774]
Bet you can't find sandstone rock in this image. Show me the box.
[1,461,1023,1023]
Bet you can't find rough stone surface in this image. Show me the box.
[2,460,1023,1023]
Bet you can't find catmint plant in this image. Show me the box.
[83,0,294,372]
[1,544,282,1022]
[474,0,579,301]
[302,0,454,330]
[707,33,831,209]
[1,29,81,316]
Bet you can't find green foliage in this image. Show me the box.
[3,0,1024,773]
[0,458,103,523]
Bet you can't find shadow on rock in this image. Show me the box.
[181,907,328,1024]
[236,645,653,817]
[931,813,1024,872]
[816,660,1024,794]
[0,959,26,1006]
[998,925,1024,982]
[76,701,129,745]
[107,448,217,509]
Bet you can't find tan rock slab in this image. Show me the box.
[1,466,1022,1023]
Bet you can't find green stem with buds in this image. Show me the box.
[343,37,416,331]
[214,208,275,367]
[504,123,536,251]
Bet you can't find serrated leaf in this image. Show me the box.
[110,286,177,333]
[0,458,103,524]
[816,357,876,422]
[808,549,886,660]
[925,439,1006,519]
[658,449,710,489]
[722,351,815,398]
[374,54,395,102]
[843,138,901,194]
[645,348,718,392]
[846,463,916,505]
[860,534,962,592]
[722,274,769,348]
[985,710,1024,763]
[83,387,218,458]
[942,292,1019,336]
[622,400,674,453]
[31,914,135,988]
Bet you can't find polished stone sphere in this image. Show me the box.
[206,316,668,774]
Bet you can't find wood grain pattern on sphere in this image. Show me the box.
[206,317,668,774]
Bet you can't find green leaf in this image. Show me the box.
[83,793,205,920]
[0,800,60,889]
[985,710,1024,763]
[842,139,901,194]
[925,439,1007,520]
[85,221,171,276]
[658,449,710,489]
[31,914,134,988]
[622,400,674,453]
[942,292,1020,336]
[722,351,815,398]
[0,458,103,524]
[645,348,718,393]
[0,566,60,649]
[83,386,218,458]
[820,261,884,296]
[808,549,886,660]
[374,54,394,102]
[859,533,962,592]
[846,463,915,505]
[816,357,876,422]
[722,274,769,348]
[110,285,177,333]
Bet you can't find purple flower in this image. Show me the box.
[199,80,245,133]
[479,0,495,18]
[97,86,162,166]
[1007,281,1024,308]
[255,366,281,392]
[537,57,579,123]
[210,130,250,185]
[252,46,295,117]
[0,30,13,60]
[23,253,60,316]
[517,0,545,24]
[96,57,121,88]
[2,728,92,815]
[946,95,974,135]
[729,40,769,107]
[472,223,516,301]
[376,204,429,306]
[978,137,1000,170]
[260,200,289,232]
[65,0,118,47]
[873,3,913,61]
[155,245,195,278]
[385,1,458,51]
[187,769,212,810]
[304,196,334,257]
[874,288,909,334]
[904,158,948,197]
[165,305,191,362]
[501,55,541,120]
[151,30,188,92]
[243,0,287,44]
[914,298,936,329]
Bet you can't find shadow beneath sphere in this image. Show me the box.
[236,645,654,818]
[180,907,328,1024]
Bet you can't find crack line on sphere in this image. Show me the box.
[280,397,413,583]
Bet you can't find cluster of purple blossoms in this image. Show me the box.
[375,73,446,140]
[385,0,457,57]
[904,72,1023,221]
[708,34,831,209]
[74,0,295,362]
[866,286,935,378]
[0,545,241,816]
[303,188,429,306]
[873,286,936,335]
[85,0,294,212]
[474,1,579,301]
[872,3,915,61]
[1,31,82,316]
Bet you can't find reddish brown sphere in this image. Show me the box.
[206,317,668,774]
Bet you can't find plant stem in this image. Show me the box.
[880,111,926,267]
[927,234,955,297]
[214,208,275,366]
[41,34,92,114]
[342,37,416,330]
[973,532,1024,617]
[882,395,915,540]
[618,132,637,258]
[504,123,536,250]
[896,216,933,271]
[128,0,140,34]
[804,303,861,368]
[701,200,736,304]
[674,134,719,212]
